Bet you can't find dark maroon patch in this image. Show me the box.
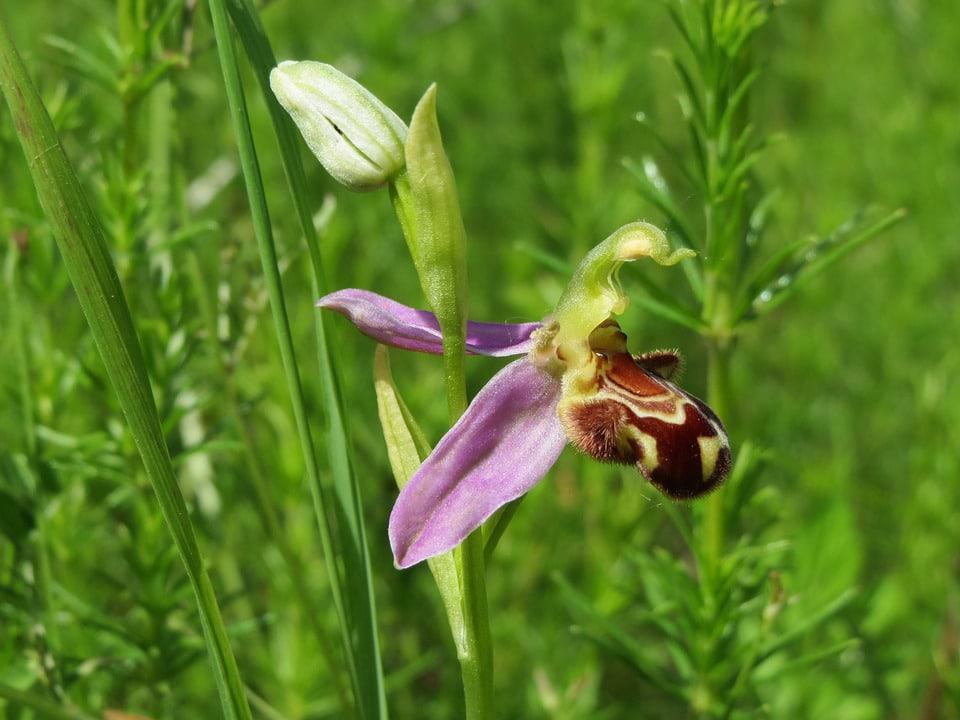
[626,403,729,499]
[562,349,731,500]
[605,353,670,397]
[634,349,683,380]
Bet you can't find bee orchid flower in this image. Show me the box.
[320,223,731,569]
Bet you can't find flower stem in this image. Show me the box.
[703,337,730,576]
[393,172,494,719]
[443,307,493,719]
[455,533,494,720]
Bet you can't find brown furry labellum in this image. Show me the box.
[558,324,731,499]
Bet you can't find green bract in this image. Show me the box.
[393,84,470,418]
[270,60,407,191]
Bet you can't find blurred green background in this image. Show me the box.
[1,0,959,718]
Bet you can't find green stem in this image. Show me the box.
[444,357,493,719]
[205,1,368,715]
[446,365,493,720]
[703,336,730,578]
[392,171,493,719]
[455,532,494,720]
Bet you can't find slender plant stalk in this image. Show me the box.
[389,178,495,718]
[0,17,252,720]
[443,362,493,719]
[218,3,388,713]
[205,2,387,718]
[455,532,494,720]
[186,255,353,717]
[7,250,64,694]
[703,336,731,575]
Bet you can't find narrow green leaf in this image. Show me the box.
[632,112,701,192]
[512,240,571,274]
[0,18,251,720]
[748,208,906,319]
[665,4,701,63]
[482,496,524,562]
[666,53,706,133]
[554,574,687,699]
[628,273,708,332]
[372,346,466,656]
[717,68,759,156]
[757,589,858,662]
[623,157,699,250]
[398,84,469,418]
[215,1,388,715]
[373,345,432,479]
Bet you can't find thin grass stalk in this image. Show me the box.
[219,3,387,713]
[438,311,492,719]
[185,254,353,717]
[703,337,731,575]
[204,2,386,717]
[6,249,63,688]
[0,18,252,720]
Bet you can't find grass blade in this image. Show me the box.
[0,18,252,720]
[220,0,389,715]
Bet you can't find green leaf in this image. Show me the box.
[554,573,687,700]
[0,18,252,720]
[745,208,907,321]
[210,0,388,716]
[394,84,469,418]
[757,588,858,663]
[372,346,466,657]
[628,273,708,332]
[0,683,99,720]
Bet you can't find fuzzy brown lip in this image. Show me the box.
[558,348,731,499]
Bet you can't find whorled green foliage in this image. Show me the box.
[0,16,252,720]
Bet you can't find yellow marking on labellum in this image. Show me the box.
[697,435,723,482]
[557,318,731,499]
[628,426,660,474]
[597,388,688,425]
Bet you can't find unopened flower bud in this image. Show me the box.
[270,60,407,191]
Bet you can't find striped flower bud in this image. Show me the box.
[270,60,407,191]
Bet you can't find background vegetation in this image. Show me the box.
[1,0,958,718]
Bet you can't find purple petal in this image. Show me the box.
[317,289,539,357]
[389,359,566,568]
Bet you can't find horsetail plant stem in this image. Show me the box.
[0,17,253,720]
[206,1,387,717]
